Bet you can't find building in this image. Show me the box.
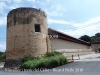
[91,42,100,52]
[48,28,93,59]
[5,7,51,68]
[48,28,91,50]
[5,7,92,68]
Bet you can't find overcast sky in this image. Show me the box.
[0,0,100,51]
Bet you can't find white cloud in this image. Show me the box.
[48,18,70,25]
[0,43,6,52]
[36,0,52,6]
[13,0,22,3]
[46,0,52,3]
[45,10,63,17]
[7,0,23,9]
[0,0,22,14]
[3,0,22,3]
[26,0,35,2]
[58,26,98,38]
[73,16,100,27]
[44,3,66,17]
[56,16,100,38]
[0,2,7,14]
[0,17,7,26]
[0,0,23,26]
[8,4,20,9]
[50,4,66,12]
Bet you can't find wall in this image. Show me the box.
[91,44,100,52]
[6,8,51,59]
[51,38,90,51]
[51,38,93,61]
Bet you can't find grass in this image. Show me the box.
[21,51,68,69]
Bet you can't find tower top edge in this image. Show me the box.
[7,7,46,18]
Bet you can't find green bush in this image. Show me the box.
[44,51,62,57]
[21,60,37,69]
[22,54,40,63]
[35,58,48,68]
[21,52,68,69]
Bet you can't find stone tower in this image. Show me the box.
[5,7,51,68]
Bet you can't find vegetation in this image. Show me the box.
[79,34,100,42]
[21,51,68,69]
[22,54,40,63]
[0,51,6,62]
[79,35,91,42]
[91,36,100,42]
[44,51,62,57]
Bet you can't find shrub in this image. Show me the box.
[21,53,68,69]
[22,54,40,63]
[58,55,68,65]
[35,58,48,69]
[44,51,62,57]
[21,59,37,69]
[47,56,60,68]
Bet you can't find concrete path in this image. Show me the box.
[0,53,100,75]
[74,53,100,61]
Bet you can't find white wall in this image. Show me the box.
[51,38,90,51]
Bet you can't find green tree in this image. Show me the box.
[0,51,6,62]
[91,36,100,42]
[79,35,91,42]
[91,36,97,42]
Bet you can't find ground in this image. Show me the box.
[0,53,100,75]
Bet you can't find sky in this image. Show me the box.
[0,0,100,51]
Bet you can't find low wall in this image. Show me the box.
[91,43,100,52]
[55,49,94,61]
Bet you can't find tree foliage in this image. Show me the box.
[79,34,100,42]
[79,35,91,42]
[91,36,100,42]
[0,51,6,62]
[21,52,68,69]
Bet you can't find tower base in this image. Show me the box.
[4,59,22,68]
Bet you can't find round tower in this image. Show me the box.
[5,7,50,67]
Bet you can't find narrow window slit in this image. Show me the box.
[35,24,41,32]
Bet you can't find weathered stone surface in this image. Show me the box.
[47,38,52,52]
[91,43,100,52]
[4,59,22,68]
[6,7,51,68]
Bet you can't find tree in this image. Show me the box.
[91,36,100,42]
[0,51,6,62]
[79,35,91,42]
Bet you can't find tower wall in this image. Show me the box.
[6,8,48,60]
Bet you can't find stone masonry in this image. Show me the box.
[4,7,51,68]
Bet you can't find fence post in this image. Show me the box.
[78,54,80,60]
[72,55,74,62]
